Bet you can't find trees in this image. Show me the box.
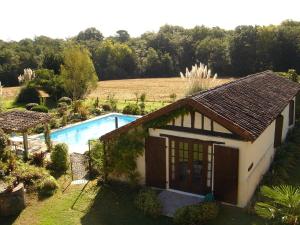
[255,185,300,225]
[60,45,98,100]
[115,30,130,43]
[229,26,257,76]
[0,21,300,86]
[76,27,104,42]
[93,40,137,80]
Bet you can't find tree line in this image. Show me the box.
[1,20,300,86]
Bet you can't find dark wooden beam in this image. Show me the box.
[161,125,244,141]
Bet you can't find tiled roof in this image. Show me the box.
[0,110,51,132]
[101,71,300,141]
[191,70,300,140]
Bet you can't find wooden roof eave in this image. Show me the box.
[186,98,255,142]
[100,97,253,142]
[100,98,188,140]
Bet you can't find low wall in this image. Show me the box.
[0,183,25,216]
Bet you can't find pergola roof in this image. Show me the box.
[0,110,51,132]
[38,90,50,98]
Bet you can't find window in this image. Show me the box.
[192,143,203,181]
[289,100,295,126]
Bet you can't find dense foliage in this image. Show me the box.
[173,202,219,225]
[255,185,300,224]
[134,189,162,218]
[50,143,69,172]
[61,44,98,100]
[1,21,300,86]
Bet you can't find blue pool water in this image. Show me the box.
[48,113,137,153]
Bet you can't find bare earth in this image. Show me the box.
[2,77,233,102]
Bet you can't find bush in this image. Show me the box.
[34,124,44,133]
[31,105,49,113]
[37,176,59,196]
[30,152,45,167]
[123,103,140,115]
[91,107,102,116]
[102,104,111,111]
[50,143,69,172]
[49,118,61,129]
[173,202,219,225]
[16,85,40,103]
[57,102,68,110]
[58,97,72,105]
[89,140,104,176]
[9,161,50,190]
[0,128,8,152]
[25,103,39,110]
[134,189,162,218]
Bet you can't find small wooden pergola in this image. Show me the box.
[38,90,50,105]
[0,110,51,160]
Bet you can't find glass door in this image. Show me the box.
[169,137,208,195]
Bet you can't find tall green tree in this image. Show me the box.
[115,30,130,43]
[76,27,104,42]
[60,44,98,100]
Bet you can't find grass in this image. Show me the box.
[1,77,232,103]
[4,178,266,225]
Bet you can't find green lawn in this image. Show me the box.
[2,178,267,225]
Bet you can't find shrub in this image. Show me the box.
[37,176,59,196]
[102,104,111,111]
[106,94,117,111]
[16,85,40,103]
[123,103,140,115]
[58,97,72,105]
[30,152,45,167]
[25,103,39,110]
[9,161,50,190]
[49,118,61,129]
[134,189,162,218]
[89,140,104,177]
[91,107,102,116]
[34,124,44,133]
[61,115,68,127]
[0,128,8,152]
[50,143,69,172]
[31,105,49,113]
[173,202,219,225]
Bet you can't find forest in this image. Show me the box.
[0,20,300,86]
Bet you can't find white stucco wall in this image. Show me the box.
[135,98,296,207]
[195,112,202,129]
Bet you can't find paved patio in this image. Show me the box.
[158,190,204,217]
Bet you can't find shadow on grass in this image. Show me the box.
[0,215,19,225]
[80,182,173,225]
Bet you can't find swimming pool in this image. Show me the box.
[47,113,138,153]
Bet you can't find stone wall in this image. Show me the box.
[0,183,25,216]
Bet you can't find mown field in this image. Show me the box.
[2,77,233,102]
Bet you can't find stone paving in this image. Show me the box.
[70,153,89,182]
[158,190,204,217]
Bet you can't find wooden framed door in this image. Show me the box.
[145,136,166,188]
[214,145,239,204]
[168,137,208,195]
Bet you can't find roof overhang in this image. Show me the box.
[100,98,254,141]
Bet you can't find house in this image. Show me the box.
[100,70,300,207]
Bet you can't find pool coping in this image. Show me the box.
[31,112,141,140]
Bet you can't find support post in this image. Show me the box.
[23,132,29,161]
[115,117,118,129]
